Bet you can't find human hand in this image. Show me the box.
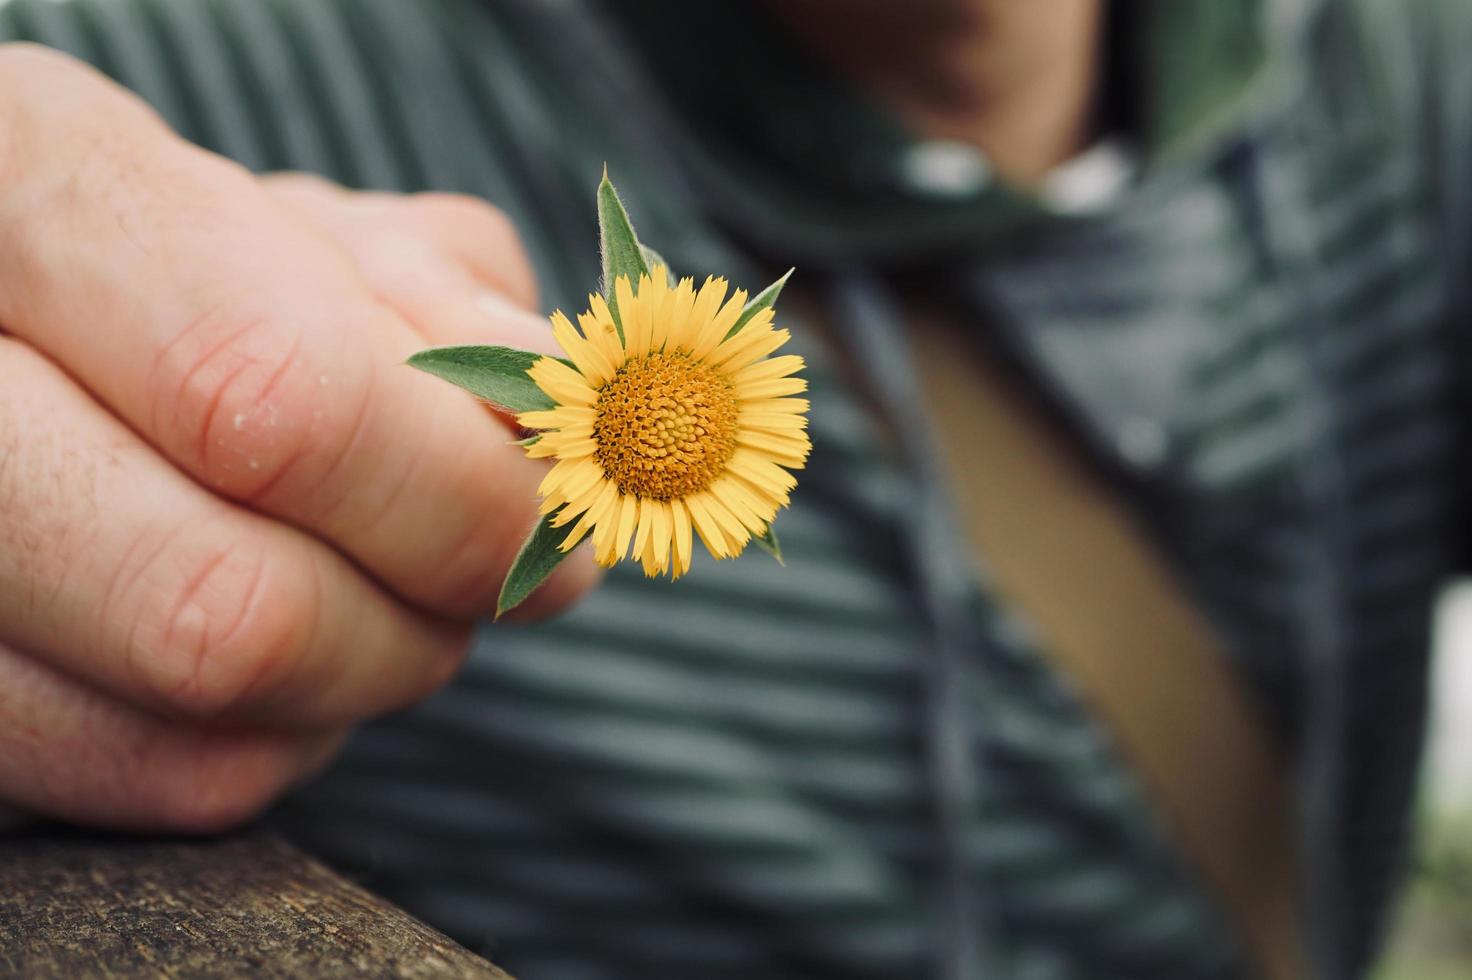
[0,45,597,832]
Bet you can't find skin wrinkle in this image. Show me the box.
[147,308,263,454]
[284,351,377,522]
[157,548,235,711]
[196,548,281,717]
[114,520,193,709]
[220,330,307,480]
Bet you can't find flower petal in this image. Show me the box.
[631,496,656,569]
[528,357,597,406]
[673,276,727,353]
[689,288,750,359]
[731,354,805,386]
[669,498,693,578]
[587,294,627,368]
[612,492,639,564]
[713,325,790,372]
[551,310,616,386]
[735,376,809,401]
[685,492,733,559]
[664,277,699,352]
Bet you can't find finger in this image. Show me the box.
[0,47,597,619]
[0,640,344,833]
[263,174,557,353]
[0,336,467,726]
[262,176,601,620]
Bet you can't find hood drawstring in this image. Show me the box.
[829,273,1000,980]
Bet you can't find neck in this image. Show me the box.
[767,0,1106,185]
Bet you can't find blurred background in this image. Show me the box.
[1376,582,1472,979]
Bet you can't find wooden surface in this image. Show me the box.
[0,831,513,979]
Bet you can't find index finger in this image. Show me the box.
[0,46,594,619]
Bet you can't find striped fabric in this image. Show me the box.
[2,0,1467,977]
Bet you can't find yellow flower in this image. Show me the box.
[517,268,810,578]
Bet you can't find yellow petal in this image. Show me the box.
[558,518,594,552]
[614,275,640,357]
[524,438,560,459]
[738,411,809,433]
[735,376,809,400]
[538,456,602,506]
[631,496,656,567]
[685,493,732,559]
[518,405,596,431]
[612,492,639,564]
[640,542,661,577]
[528,357,597,406]
[625,275,655,357]
[737,430,811,467]
[550,310,616,386]
[590,491,625,565]
[587,294,627,368]
[713,325,790,372]
[739,397,810,415]
[663,277,699,351]
[670,498,693,578]
[673,276,727,353]
[727,448,799,495]
[730,473,789,511]
[700,492,752,549]
[557,479,616,552]
[731,354,805,386]
[646,271,676,353]
[710,477,771,534]
[540,433,598,459]
[689,288,750,360]
[651,500,673,573]
[549,474,611,526]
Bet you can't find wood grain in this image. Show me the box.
[0,831,512,979]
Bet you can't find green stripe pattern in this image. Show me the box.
[2,1,1463,977]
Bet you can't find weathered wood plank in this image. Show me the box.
[0,831,513,979]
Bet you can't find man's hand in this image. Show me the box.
[0,45,598,832]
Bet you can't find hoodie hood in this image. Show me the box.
[584,0,1331,267]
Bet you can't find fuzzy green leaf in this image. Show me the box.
[407,345,554,413]
[725,267,794,341]
[496,513,573,619]
[639,244,675,285]
[597,170,648,343]
[752,525,784,564]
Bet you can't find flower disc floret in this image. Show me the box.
[593,352,738,500]
[519,268,810,577]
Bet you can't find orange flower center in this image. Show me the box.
[593,352,738,499]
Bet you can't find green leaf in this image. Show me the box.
[752,525,784,565]
[726,267,794,341]
[639,244,675,285]
[597,169,648,343]
[496,512,574,619]
[407,345,554,414]
[510,434,542,447]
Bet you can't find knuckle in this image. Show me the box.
[147,739,292,835]
[260,170,340,196]
[0,44,159,171]
[0,42,89,86]
[150,308,320,496]
[132,536,310,721]
[409,191,516,238]
[407,192,537,303]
